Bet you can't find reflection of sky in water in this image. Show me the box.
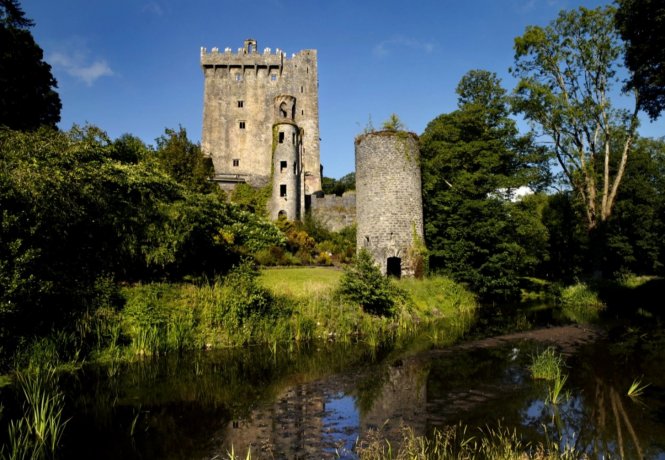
[322,392,359,459]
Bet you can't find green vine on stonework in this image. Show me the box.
[407,222,428,278]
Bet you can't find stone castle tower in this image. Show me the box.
[200,39,321,220]
[355,131,424,277]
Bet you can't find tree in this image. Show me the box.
[0,0,61,130]
[421,70,549,300]
[511,6,639,232]
[616,0,665,120]
[154,126,216,194]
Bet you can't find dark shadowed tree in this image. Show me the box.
[421,70,549,301]
[0,0,61,130]
[616,0,665,120]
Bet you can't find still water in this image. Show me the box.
[3,325,665,459]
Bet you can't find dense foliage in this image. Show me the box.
[321,172,355,196]
[0,0,61,130]
[421,70,549,300]
[616,0,665,120]
[0,126,283,365]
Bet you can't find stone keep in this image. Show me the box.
[355,131,424,277]
[200,39,321,220]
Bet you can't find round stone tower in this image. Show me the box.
[270,95,303,220]
[355,130,424,277]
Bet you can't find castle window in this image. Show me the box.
[280,160,287,172]
[280,184,287,197]
[300,86,304,93]
[239,121,246,129]
[232,159,239,167]
[270,74,277,81]
[278,132,284,143]
[292,133,295,144]
[237,100,244,108]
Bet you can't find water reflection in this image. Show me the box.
[3,328,665,459]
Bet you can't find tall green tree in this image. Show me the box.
[421,70,549,300]
[616,0,665,121]
[511,6,639,232]
[154,126,216,194]
[0,0,61,130]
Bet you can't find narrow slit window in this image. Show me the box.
[292,133,295,144]
[237,100,244,108]
[239,121,246,129]
[280,184,287,197]
[280,160,287,172]
[300,86,304,93]
[278,132,284,143]
[232,159,239,167]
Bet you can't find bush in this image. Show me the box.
[337,250,401,316]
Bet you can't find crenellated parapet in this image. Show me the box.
[200,43,315,70]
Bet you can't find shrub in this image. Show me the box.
[338,250,401,316]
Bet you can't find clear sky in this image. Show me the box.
[25,0,662,179]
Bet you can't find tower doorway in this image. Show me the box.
[386,257,401,278]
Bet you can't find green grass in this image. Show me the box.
[258,266,342,300]
[559,282,605,323]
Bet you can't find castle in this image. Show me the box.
[200,39,321,220]
[200,40,424,277]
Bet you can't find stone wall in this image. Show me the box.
[309,191,356,232]
[200,40,321,194]
[355,131,423,277]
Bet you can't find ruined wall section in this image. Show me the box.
[200,42,320,194]
[355,131,423,276]
[309,192,356,232]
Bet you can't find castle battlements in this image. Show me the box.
[200,39,321,218]
[200,43,315,69]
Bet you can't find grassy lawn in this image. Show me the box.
[258,266,342,300]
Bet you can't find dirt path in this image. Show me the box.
[429,323,605,358]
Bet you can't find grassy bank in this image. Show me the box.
[71,267,479,362]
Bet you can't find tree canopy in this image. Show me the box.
[0,0,61,130]
[616,0,665,120]
[511,6,639,232]
[421,70,549,300]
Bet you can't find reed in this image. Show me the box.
[529,347,565,381]
[2,368,69,460]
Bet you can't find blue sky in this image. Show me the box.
[25,0,662,179]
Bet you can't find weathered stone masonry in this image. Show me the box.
[355,131,424,277]
[200,39,321,219]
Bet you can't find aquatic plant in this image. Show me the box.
[627,378,650,398]
[1,368,69,460]
[547,373,569,405]
[529,347,565,381]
